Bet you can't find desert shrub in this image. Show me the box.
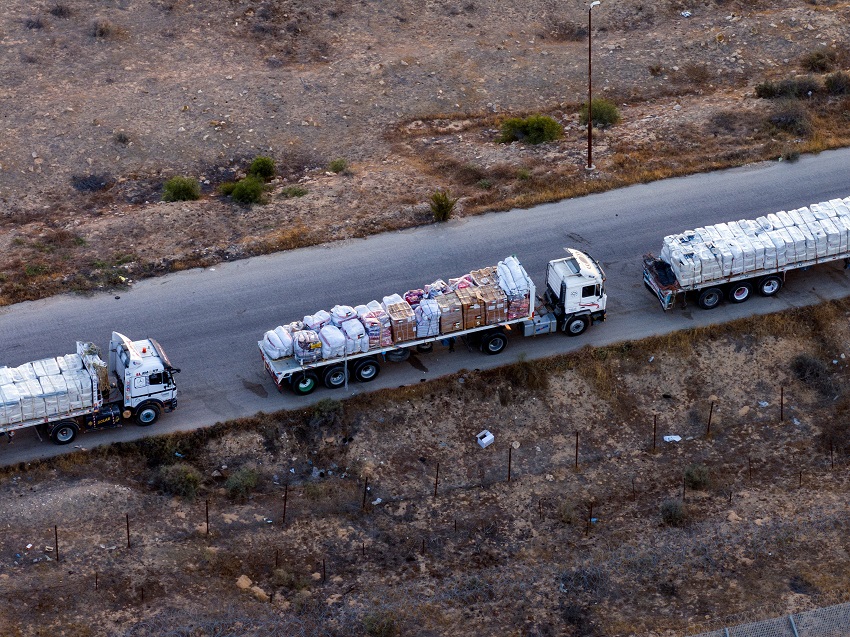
[247,155,275,181]
[310,398,343,427]
[791,354,838,397]
[271,568,309,591]
[430,189,457,222]
[499,115,563,144]
[157,463,203,499]
[113,131,130,145]
[800,47,837,73]
[781,147,801,162]
[71,174,112,192]
[50,4,72,18]
[547,20,586,42]
[280,185,308,198]
[766,102,813,136]
[500,356,549,392]
[556,501,576,525]
[217,181,238,196]
[558,566,609,597]
[756,77,821,99]
[225,467,259,501]
[683,63,711,85]
[684,464,711,490]
[162,176,200,202]
[363,610,399,637]
[516,168,531,180]
[328,158,348,173]
[660,499,688,527]
[825,71,850,95]
[579,98,621,127]
[25,16,44,29]
[648,63,663,77]
[91,19,115,38]
[476,179,493,190]
[231,176,265,204]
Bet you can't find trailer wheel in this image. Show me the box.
[322,365,348,389]
[757,275,783,297]
[385,348,410,363]
[564,315,590,336]
[135,403,162,426]
[353,359,381,383]
[697,287,723,310]
[416,343,434,353]
[481,331,508,354]
[50,421,79,445]
[290,372,319,396]
[727,282,752,303]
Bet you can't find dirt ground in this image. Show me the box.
[1,302,849,636]
[2,0,850,303]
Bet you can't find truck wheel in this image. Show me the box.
[290,372,318,396]
[564,316,589,336]
[322,365,348,389]
[385,348,410,363]
[727,282,752,303]
[757,275,783,297]
[50,421,79,445]
[697,287,723,310]
[481,331,508,354]
[416,343,433,353]
[135,403,162,426]
[353,359,381,383]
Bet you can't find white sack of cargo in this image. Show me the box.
[17,379,47,421]
[39,374,70,414]
[331,305,357,327]
[415,298,441,337]
[319,325,346,359]
[0,367,15,386]
[381,294,405,313]
[58,353,84,373]
[65,369,95,409]
[32,357,61,378]
[362,301,393,348]
[303,310,331,332]
[293,330,322,363]
[0,385,23,425]
[776,211,794,228]
[15,363,36,382]
[785,226,806,262]
[806,223,829,258]
[340,319,369,354]
[261,330,286,360]
[272,326,294,357]
[498,256,532,299]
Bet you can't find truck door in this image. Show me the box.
[580,284,603,310]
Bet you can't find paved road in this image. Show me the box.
[2,149,850,464]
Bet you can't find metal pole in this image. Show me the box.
[434,462,439,497]
[575,431,579,468]
[206,499,210,535]
[282,484,288,525]
[54,525,59,563]
[507,447,512,482]
[652,414,657,452]
[126,513,131,549]
[587,1,601,169]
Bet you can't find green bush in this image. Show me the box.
[766,102,813,137]
[248,155,275,181]
[476,179,493,190]
[800,47,837,73]
[660,499,688,527]
[217,181,238,196]
[363,611,400,637]
[499,114,563,144]
[328,158,348,173]
[225,467,259,501]
[157,463,203,499]
[430,189,457,222]
[579,98,621,127]
[280,185,308,198]
[162,176,200,202]
[516,168,531,180]
[825,71,850,96]
[231,176,265,204]
[310,398,343,427]
[756,77,821,100]
[684,464,711,490]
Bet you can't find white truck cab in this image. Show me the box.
[109,332,179,425]
[542,248,607,335]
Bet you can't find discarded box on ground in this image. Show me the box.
[477,430,495,449]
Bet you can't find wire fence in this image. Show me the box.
[684,600,850,637]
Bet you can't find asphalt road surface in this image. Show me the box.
[2,148,850,465]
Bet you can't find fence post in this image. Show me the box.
[126,514,131,549]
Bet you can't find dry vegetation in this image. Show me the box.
[2,1,850,303]
[2,300,850,636]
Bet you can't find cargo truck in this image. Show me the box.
[260,249,607,395]
[643,196,850,310]
[0,332,180,445]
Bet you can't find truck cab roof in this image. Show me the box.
[549,248,605,285]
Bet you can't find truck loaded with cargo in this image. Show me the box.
[259,249,607,395]
[0,332,180,445]
[644,196,850,310]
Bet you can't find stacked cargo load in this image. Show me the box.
[357,302,393,348]
[415,298,441,337]
[455,287,484,329]
[382,294,417,343]
[498,256,533,319]
[436,292,463,333]
[477,285,508,325]
[658,197,850,289]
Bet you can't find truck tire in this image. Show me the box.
[697,287,723,310]
[727,282,752,303]
[290,372,319,396]
[564,315,590,336]
[385,348,410,363]
[322,365,348,389]
[481,331,508,354]
[135,403,162,426]
[50,421,79,445]
[416,343,434,353]
[757,275,783,297]
[353,358,381,383]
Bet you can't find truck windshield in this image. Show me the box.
[562,258,580,274]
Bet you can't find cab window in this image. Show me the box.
[149,372,164,385]
[581,285,596,298]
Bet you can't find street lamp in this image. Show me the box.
[586,0,601,170]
